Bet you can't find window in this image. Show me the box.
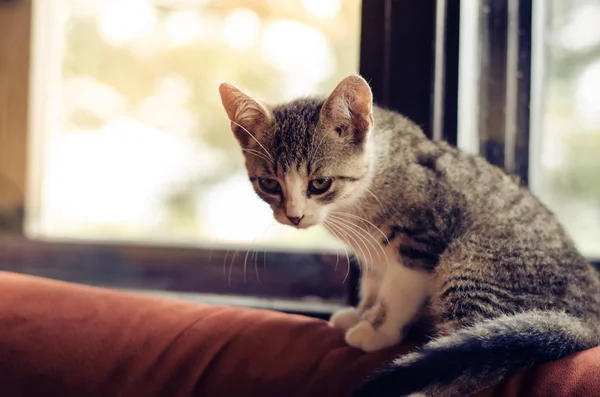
[1,0,598,318]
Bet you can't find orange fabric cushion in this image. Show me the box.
[0,271,597,397]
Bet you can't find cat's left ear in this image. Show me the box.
[320,74,373,144]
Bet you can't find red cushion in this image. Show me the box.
[0,271,597,397]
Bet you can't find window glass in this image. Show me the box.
[534,0,600,258]
[458,0,600,259]
[29,0,361,251]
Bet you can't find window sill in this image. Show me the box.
[120,288,344,319]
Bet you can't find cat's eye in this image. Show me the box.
[309,178,333,195]
[258,178,281,194]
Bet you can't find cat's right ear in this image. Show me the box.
[218,83,272,147]
[320,75,373,144]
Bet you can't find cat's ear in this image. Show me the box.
[320,75,373,144]
[219,83,272,147]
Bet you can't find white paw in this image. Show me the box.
[330,307,360,330]
[345,321,400,352]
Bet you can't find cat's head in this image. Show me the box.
[218,75,374,229]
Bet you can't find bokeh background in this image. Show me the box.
[30,0,600,258]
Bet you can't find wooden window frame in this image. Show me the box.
[0,0,29,235]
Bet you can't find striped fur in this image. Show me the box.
[219,75,600,396]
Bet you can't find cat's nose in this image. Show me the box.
[287,216,303,225]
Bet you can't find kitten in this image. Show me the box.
[218,75,600,397]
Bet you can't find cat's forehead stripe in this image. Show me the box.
[271,98,324,175]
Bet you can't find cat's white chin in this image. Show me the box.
[294,223,314,229]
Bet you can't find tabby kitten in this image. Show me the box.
[218,75,600,397]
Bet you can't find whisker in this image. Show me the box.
[350,202,365,217]
[229,119,274,161]
[309,130,330,164]
[243,247,254,284]
[363,187,386,214]
[223,248,231,281]
[329,214,387,250]
[253,242,260,283]
[327,218,370,274]
[324,221,352,283]
[328,213,389,265]
[349,203,372,228]
[242,148,273,164]
[330,211,390,245]
[259,221,277,282]
[228,249,239,287]
[323,221,344,275]
[243,220,276,284]
[261,248,268,279]
[328,216,374,271]
[310,155,338,169]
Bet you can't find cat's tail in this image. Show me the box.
[351,310,600,397]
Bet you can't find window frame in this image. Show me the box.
[476,0,533,185]
[0,0,30,235]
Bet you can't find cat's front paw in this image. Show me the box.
[330,307,360,330]
[345,321,400,352]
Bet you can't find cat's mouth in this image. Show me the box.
[291,222,313,230]
[284,220,313,229]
